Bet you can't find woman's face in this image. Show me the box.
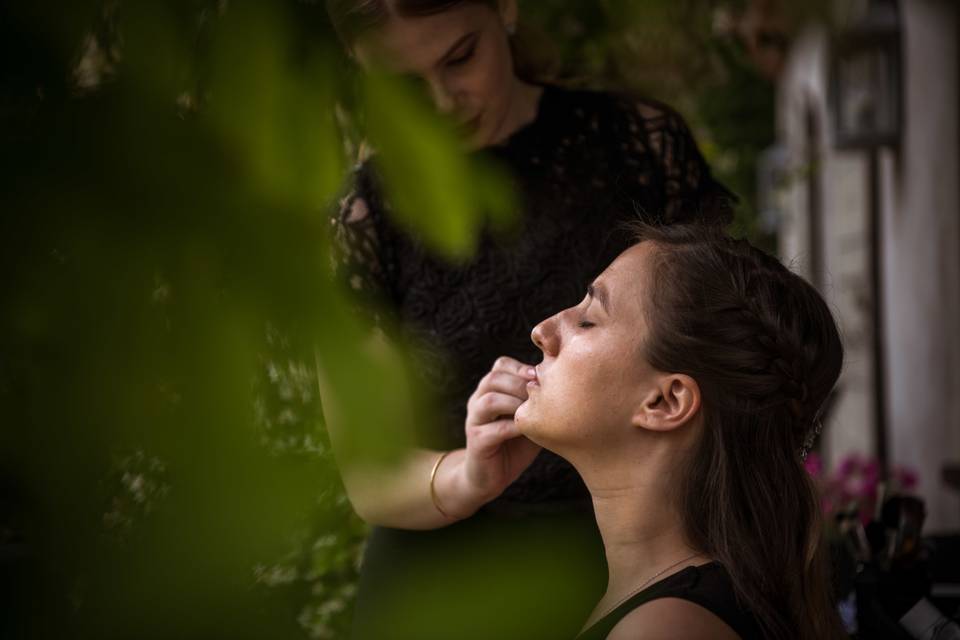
[352,1,522,149]
[515,243,665,451]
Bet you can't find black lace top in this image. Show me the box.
[332,84,734,512]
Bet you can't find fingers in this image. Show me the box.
[490,356,537,380]
[476,370,530,399]
[492,418,521,440]
[503,434,542,476]
[464,357,536,463]
[475,356,536,400]
[467,391,524,427]
[467,418,522,453]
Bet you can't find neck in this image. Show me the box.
[489,78,542,145]
[589,480,697,600]
[567,444,706,632]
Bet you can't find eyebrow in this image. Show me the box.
[438,31,478,65]
[587,282,611,315]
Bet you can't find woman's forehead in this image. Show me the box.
[602,243,655,310]
[353,4,494,72]
[606,243,653,284]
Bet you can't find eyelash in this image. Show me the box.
[448,46,476,67]
[577,320,595,329]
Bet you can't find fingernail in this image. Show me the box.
[526,367,536,378]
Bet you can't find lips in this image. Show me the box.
[527,365,540,389]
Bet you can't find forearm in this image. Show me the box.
[317,341,532,530]
[316,336,483,529]
[342,447,486,529]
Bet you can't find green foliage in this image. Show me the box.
[0,1,513,637]
[2,1,787,637]
[363,70,516,260]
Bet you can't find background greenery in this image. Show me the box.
[1,1,797,637]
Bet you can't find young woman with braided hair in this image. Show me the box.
[512,223,846,639]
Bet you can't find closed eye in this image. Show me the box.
[447,46,475,67]
[578,320,595,329]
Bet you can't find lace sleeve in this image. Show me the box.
[330,164,394,331]
[638,100,737,225]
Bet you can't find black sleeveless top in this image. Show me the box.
[577,562,764,640]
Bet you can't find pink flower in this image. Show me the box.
[861,460,880,482]
[852,477,878,501]
[836,453,863,479]
[894,466,919,491]
[812,453,921,522]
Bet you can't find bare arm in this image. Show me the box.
[333,446,481,530]
[319,340,541,530]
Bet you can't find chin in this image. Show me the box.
[514,402,558,451]
[514,401,543,438]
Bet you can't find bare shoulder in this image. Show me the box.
[605,597,741,640]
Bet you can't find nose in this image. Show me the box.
[531,315,559,357]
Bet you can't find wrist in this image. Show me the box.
[432,449,488,520]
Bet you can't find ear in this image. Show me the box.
[631,374,701,432]
[498,0,518,31]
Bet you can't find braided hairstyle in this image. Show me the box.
[633,222,845,640]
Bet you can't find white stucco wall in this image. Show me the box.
[777,27,877,471]
[776,2,960,532]
[883,0,960,533]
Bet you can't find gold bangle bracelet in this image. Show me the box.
[429,450,457,520]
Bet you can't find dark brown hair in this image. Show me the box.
[325,0,558,82]
[634,222,845,640]
[326,0,494,45]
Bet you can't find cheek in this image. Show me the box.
[460,37,513,109]
[517,344,632,443]
[515,393,585,450]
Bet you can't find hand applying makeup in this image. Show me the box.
[457,356,543,509]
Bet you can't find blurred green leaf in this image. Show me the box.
[363,70,516,260]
